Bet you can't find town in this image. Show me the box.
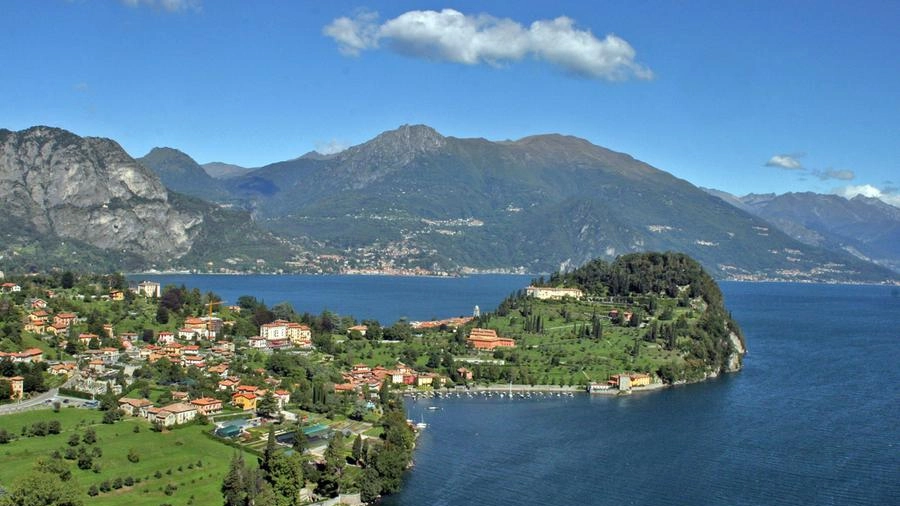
[0,257,727,505]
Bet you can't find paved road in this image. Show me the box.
[0,387,59,415]
[0,377,79,415]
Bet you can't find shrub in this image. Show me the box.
[92,461,102,474]
[154,470,162,479]
[112,477,123,489]
[124,476,134,487]
[164,483,177,496]
[128,448,140,463]
[76,453,92,470]
[99,480,111,493]
[87,485,99,497]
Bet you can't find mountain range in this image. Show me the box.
[704,189,900,273]
[0,124,895,282]
[139,124,896,282]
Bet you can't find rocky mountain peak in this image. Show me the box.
[0,126,202,262]
[326,124,449,189]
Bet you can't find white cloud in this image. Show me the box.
[814,168,855,181]
[121,0,200,13]
[323,9,653,81]
[765,154,804,170]
[834,184,900,207]
[315,139,350,155]
[323,10,380,56]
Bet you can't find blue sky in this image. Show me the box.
[3,1,899,204]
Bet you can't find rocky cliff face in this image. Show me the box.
[0,126,202,262]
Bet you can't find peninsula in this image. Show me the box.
[0,252,744,505]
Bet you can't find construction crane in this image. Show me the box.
[205,300,223,336]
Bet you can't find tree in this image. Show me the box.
[127,448,140,463]
[222,453,251,506]
[82,428,96,444]
[155,306,169,325]
[60,272,75,289]
[351,434,364,464]
[259,426,277,480]
[316,432,345,498]
[0,471,82,506]
[0,428,10,444]
[358,465,382,503]
[256,391,279,419]
[0,380,11,400]
[267,452,306,505]
[291,424,307,454]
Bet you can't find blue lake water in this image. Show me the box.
[129,274,532,324]
[132,275,900,504]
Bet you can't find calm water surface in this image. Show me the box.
[129,274,532,324]
[132,275,899,504]
[385,282,900,505]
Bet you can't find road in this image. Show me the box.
[0,377,80,415]
[0,387,59,415]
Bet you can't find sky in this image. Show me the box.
[3,0,899,205]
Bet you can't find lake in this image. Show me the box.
[131,275,900,505]
[128,274,533,324]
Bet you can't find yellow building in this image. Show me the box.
[231,392,257,411]
[630,373,651,387]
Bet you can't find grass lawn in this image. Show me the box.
[0,408,255,506]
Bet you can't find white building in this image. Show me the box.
[524,286,584,300]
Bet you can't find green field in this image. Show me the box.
[0,408,254,506]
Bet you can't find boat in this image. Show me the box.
[427,406,440,411]
[415,415,428,429]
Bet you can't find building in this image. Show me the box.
[260,320,287,341]
[54,312,78,329]
[286,322,312,347]
[136,280,161,298]
[118,397,154,417]
[467,328,516,350]
[608,373,652,391]
[525,286,584,300]
[0,348,44,363]
[1,283,21,292]
[231,392,257,411]
[190,397,223,416]
[149,402,197,427]
[347,325,368,336]
[6,376,24,400]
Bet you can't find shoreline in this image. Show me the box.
[404,382,670,397]
[125,271,900,287]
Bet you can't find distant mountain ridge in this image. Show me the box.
[705,189,900,273]
[138,147,231,200]
[210,124,895,282]
[202,161,251,179]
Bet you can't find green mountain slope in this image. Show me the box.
[226,125,896,282]
[138,147,231,201]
